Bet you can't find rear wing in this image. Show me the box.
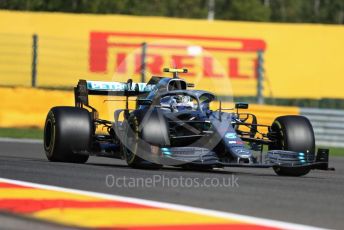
[74,79,155,108]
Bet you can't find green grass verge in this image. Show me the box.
[0,128,43,139]
[322,147,344,157]
[0,128,343,156]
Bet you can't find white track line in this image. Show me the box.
[0,177,327,230]
[0,137,42,144]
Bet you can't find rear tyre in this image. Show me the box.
[269,115,315,176]
[122,114,162,169]
[44,106,91,163]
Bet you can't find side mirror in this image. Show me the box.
[187,83,195,88]
[137,99,152,106]
[235,102,249,109]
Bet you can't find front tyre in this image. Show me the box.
[122,114,161,169]
[44,106,91,163]
[269,115,315,176]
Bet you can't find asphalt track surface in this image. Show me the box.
[0,139,342,229]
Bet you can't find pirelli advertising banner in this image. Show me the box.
[1,10,344,99]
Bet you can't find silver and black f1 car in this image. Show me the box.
[44,68,333,176]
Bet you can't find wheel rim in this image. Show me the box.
[270,121,285,150]
[44,118,54,157]
[125,120,139,164]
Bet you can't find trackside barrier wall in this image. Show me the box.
[2,87,343,148]
[0,87,298,129]
[301,108,344,147]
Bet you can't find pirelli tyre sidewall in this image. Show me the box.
[123,115,140,166]
[122,113,162,169]
[270,115,315,176]
[44,106,91,163]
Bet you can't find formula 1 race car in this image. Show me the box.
[43,68,333,176]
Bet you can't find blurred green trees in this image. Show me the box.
[1,0,344,24]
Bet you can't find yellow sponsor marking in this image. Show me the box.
[32,208,240,228]
[2,10,344,99]
[0,188,101,201]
